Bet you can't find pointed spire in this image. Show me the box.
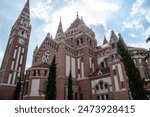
[18,0,30,21]
[109,30,118,42]
[80,16,85,25]
[103,36,108,45]
[56,17,63,34]
[55,17,64,39]
[77,12,79,18]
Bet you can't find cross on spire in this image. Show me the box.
[77,12,79,18]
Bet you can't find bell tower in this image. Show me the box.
[0,0,31,99]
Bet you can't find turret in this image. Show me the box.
[55,17,64,40]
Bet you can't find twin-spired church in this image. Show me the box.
[0,0,150,100]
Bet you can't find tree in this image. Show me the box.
[68,71,73,100]
[13,77,22,100]
[117,35,149,100]
[45,55,57,100]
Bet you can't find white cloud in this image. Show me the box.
[123,20,144,30]
[42,0,119,37]
[144,27,150,39]
[31,0,52,22]
[131,0,145,16]
[130,0,150,23]
[146,12,150,23]
[129,34,137,38]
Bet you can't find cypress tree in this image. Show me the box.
[117,35,149,100]
[13,77,22,100]
[68,71,73,100]
[45,55,57,100]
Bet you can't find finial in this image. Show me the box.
[77,12,79,18]
[60,16,62,22]
[27,0,29,3]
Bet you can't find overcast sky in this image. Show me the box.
[0,0,150,69]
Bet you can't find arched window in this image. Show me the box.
[89,40,92,45]
[96,85,99,90]
[44,70,47,76]
[101,62,104,68]
[143,64,150,79]
[104,84,108,89]
[33,70,36,76]
[75,92,78,100]
[101,95,104,100]
[106,95,109,100]
[38,70,40,76]
[21,30,24,35]
[97,96,100,100]
[104,58,108,67]
[112,43,115,49]
[100,82,103,89]
[77,40,79,45]
[80,38,83,44]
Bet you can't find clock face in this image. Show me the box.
[42,50,50,63]
[18,38,25,45]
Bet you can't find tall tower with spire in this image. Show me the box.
[0,0,31,99]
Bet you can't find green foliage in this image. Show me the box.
[117,38,149,100]
[13,77,22,100]
[45,55,57,100]
[146,35,150,43]
[68,71,73,100]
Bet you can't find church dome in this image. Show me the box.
[67,15,86,30]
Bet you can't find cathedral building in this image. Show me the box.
[0,0,150,100]
[23,11,150,99]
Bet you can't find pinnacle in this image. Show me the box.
[56,17,63,34]
[103,36,108,45]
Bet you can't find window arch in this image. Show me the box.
[104,84,108,89]
[80,38,83,44]
[96,85,99,90]
[75,92,78,100]
[33,70,36,76]
[77,40,79,45]
[97,96,100,100]
[100,82,103,89]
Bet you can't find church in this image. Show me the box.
[0,0,150,100]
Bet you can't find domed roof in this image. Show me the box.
[68,16,86,30]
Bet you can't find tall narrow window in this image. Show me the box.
[113,69,116,75]
[96,85,99,90]
[75,92,78,100]
[106,95,109,100]
[100,82,103,89]
[101,95,104,100]
[97,96,100,100]
[104,84,108,89]
[33,70,36,76]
